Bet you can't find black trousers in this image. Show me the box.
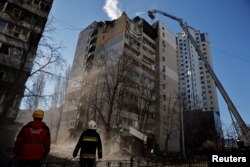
[17,160,41,167]
[80,158,95,167]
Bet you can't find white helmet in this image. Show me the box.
[88,120,97,130]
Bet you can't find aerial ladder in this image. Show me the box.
[147,9,250,147]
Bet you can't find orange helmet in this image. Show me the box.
[32,109,44,118]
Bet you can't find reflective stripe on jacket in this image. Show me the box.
[73,129,102,160]
[80,153,96,159]
[83,136,98,142]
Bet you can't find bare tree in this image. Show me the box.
[1,14,64,117]
[132,72,156,131]
[25,72,46,110]
[89,51,130,139]
[44,67,71,142]
[51,66,70,108]
[222,122,238,148]
[21,17,65,109]
[1,17,65,119]
[164,94,180,153]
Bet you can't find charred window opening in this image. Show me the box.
[0,71,4,80]
[0,43,9,55]
[0,20,7,32]
[12,8,21,19]
[91,30,98,37]
[39,1,50,12]
[88,45,96,53]
[90,37,97,45]
[0,0,7,11]
[5,3,45,27]
[5,23,30,41]
[27,0,51,12]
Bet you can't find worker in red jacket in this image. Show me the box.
[73,120,102,167]
[14,109,51,167]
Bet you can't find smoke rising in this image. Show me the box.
[51,132,128,160]
[135,12,146,16]
[103,0,122,20]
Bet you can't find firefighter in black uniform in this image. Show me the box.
[73,120,102,167]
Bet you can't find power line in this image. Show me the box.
[38,69,97,86]
[211,45,250,63]
[40,70,82,83]
[36,45,250,84]
[50,14,83,31]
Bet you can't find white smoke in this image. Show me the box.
[103,0,122,20]
[135,12,146,16]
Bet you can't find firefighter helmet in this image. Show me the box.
[88,120,97,130]
[32,109,44,119]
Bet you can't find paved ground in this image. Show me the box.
[0,144,208,167]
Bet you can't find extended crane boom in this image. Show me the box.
[148,9,250,145]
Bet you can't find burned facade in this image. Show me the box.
[58,13,180,153]
[0,0,53,148]
[0,0,53,120]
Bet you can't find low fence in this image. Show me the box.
[0,157,208,167]
[0,147,208,167]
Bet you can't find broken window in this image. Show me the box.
[13,26,22,37]
[5,23,29,41]
[27,0,40,7]
[0,43,9,55]
[12,8,21,19]
[34,0,40,5]
[27,0,50,12]
[19,9,28,21]
[163,94,166,101]
[40,1,50,12]
[0,71,5,80]
[5,23,14,35]
[88,45,96,53]
[9,47,22,58]
[19,28,30,41]
[30,15,43,26]
[0,0,7,11]
[27,0,33,5]
[0,20,7,32]
[90,37,97,45]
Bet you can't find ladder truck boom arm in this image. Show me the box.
[148,9,250,144]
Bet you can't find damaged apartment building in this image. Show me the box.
[0,0,53,148]
[58,12,180,153]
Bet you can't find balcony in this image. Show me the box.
[124,39,140,54]
[91,29,98,37]
[0,33,29,50]
[0,52,33,71]
[8,0,52,18]
[1,5,44,33]
[87,45,96,54]
[89,37,97,45]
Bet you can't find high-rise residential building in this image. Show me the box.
[176,27,219,112]
[0,0,53,120]
[176,27,222,150]
[0,0,53,149]
[58,13,180,153]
